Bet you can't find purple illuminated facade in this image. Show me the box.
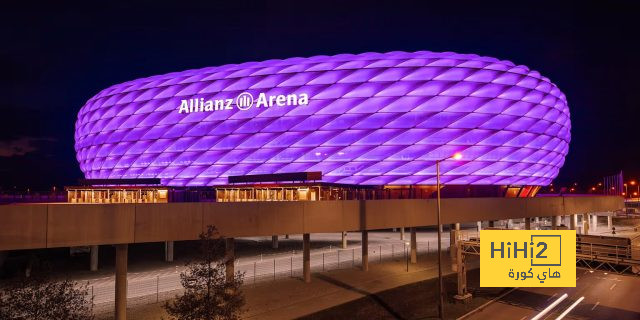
[74,51,570,186]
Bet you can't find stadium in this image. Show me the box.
[73,51,570,201]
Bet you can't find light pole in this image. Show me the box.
[435,152,462,320]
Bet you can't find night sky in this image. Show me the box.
[1,1,638,191]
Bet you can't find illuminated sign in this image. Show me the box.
[480,230,575,287]
[178,91,309,114]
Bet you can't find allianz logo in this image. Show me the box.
[178,91,309,114]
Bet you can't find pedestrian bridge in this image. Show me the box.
[0,196,623,251]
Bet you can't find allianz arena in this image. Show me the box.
[74,51,570,187]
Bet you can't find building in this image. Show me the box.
[72,51,570,202]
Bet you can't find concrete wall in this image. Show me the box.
[0,196,623,250]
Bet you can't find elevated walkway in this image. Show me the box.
[0,196,623,251]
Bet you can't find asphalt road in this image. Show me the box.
[465,269,640,320]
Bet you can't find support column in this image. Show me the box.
[410,227,417,264]
[454,241,471,302]
[341,231,348,249]
[271,235,278,249]
[570,214,577,230]
[507,219,513,229]
[582,213,590,235]
[164,241,174,262]
[592,214,598,232]
[225,238,234,282]
[551,216,558,229]
[115,244,128,320]
[556,216,563,226]
[608,215,613,230]
[525,218,531,230]
[362,230,369,271]
[476,221,482,233]
[450,223,460,260]
[303,233,310,283]
[400,226,405,240]
[90,245,99,271]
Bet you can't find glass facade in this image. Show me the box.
[66,187,168,203]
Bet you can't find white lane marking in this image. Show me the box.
[554,296,585,320]
[610,283,617,290]
[591,301,600,310]
[547,292,558,301]
[531,293,568,320]
[594,276,621,281]
[519,316,527,320]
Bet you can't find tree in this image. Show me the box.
[0,271,94,320]
[164,225,245,320]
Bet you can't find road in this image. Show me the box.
[464,269,640,320]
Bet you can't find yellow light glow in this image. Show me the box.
[452,152,463,160]
[631,181,637,186]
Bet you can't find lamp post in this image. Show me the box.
[435,152,462,320]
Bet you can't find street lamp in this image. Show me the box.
[435,151,462,319]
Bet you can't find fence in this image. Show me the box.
[90,239,453,312]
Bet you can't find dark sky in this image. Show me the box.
[1,0,638,191]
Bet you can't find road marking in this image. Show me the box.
[592,276,621,282]
[547,292,558,301]
[555,296,585,320]
[519,316,527,320]
[532,293,568,320]
[592,301,600,310]
[610,283,617,290]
